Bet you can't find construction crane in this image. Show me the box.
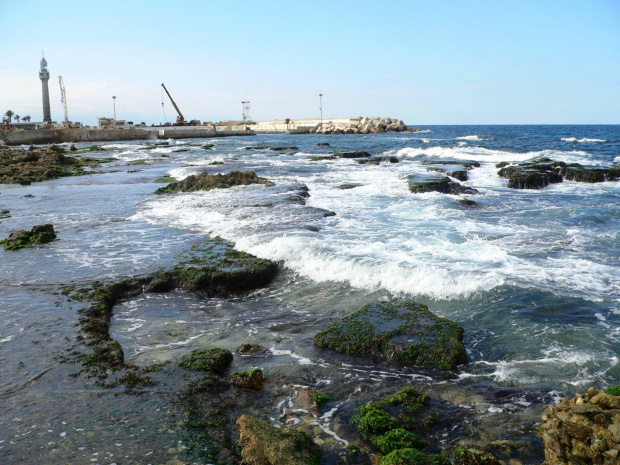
[58,76,69,125]
[161,83,188,125]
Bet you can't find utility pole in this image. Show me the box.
[319,93,323,127]
[112,96,116,120]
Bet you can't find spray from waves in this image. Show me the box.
[561,137,607,143]
[457,135,483,141]
[391,145,599,165]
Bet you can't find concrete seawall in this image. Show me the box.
[0,127,254,146]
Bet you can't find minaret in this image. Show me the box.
[39,54,51,122]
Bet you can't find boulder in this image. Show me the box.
[236,415,321,465]
[155,171,274,194]
[1,224,57,250]
[540,387,620,465]
[408,174,478,195]
[230,368,264,389]
[334,151,372,159]
[314,301,467,370]
[177,348,233,374]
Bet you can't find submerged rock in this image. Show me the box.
[351,387,451,465]
[155,171,274,193]
[357,156,399,165]
[236,343,266,355]
[230,368,264,389]
[408,174,478,195]
[453,448,501,465]
[1,224,57,250]
[177,348,233,374]
[539,387,620,465]
[458,199,479,207]
[313,302,467,370]
[237,414,321,465]
[334,151,372,159]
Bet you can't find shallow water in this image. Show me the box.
[1,125,619,463]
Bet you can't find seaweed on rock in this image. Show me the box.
[314,302,467,371]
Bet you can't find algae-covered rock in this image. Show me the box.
[0,145,109,184]
[458,199,479,207]
[408,174,478,195]
[237,414,321,465]
[453,448,500,465]
[1,224,57,250]
[380,448,449,465]
[177,348,233,374]
[230,368,264,389]
[155,170,274,193]
[314,302,467,370]
[236,343,266,355]
[539,387,620,465]
[497,158,619,189]
[335,151,372,159]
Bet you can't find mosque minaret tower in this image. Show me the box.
[39,54,51,122]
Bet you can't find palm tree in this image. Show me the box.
[23,116,31,123]
[14,115,20,123]
[4,110,14,127]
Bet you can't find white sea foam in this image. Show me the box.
[561,137,607,143]
[457,135,482,141]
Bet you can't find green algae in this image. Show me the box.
[374,429,428,454]
[154,176,176,183]
[177,348,233,374]
[155,170,274,194]
[605,386,620,396]
[314,302,467,371]
[230,368,264,389]
[1,224,57,250]
[308,391,332,408]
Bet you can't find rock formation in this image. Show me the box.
[314,301,468,371]
[539,387,620,464]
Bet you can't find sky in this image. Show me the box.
[1,0,619,125]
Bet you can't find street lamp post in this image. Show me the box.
[112,96,117,121]
[319,93,323,127]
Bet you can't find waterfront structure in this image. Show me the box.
[39,55,51,122]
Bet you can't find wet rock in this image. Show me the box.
[236,343,266,355]
[351,388,450,465]
[298,389,332,410]
[237,414,321,465]
[458,199,479,207]
[422,158,480,169]
[317,142,331,146]
[338,183,363,190]
[426,166,468,181]
[334,151,372,159]
[539,387,620,465]
[230,368,264,389]
[177,348,233,374]
[497,159,619,189]
[453,448,501,465]
[314,302,467,370]
[309,155,337,161]
[0,209,10,219]
[1,224,57,250]
[0,145,109,184]
[156,170,274,193]
[357,156,399,165]
[408,174,478,195]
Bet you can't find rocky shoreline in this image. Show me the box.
[2,139,620,465]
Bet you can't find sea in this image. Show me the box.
[1,125,619,463]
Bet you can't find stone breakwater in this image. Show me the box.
[310,116,415,134]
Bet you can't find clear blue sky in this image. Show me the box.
[1,0,619,125]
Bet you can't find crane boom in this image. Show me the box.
[161,83,185,123]
[58,76,69,124]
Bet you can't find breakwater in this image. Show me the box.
[0,126,254,146]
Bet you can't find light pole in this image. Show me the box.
[112,96,117,121]
[319,93,323,127]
